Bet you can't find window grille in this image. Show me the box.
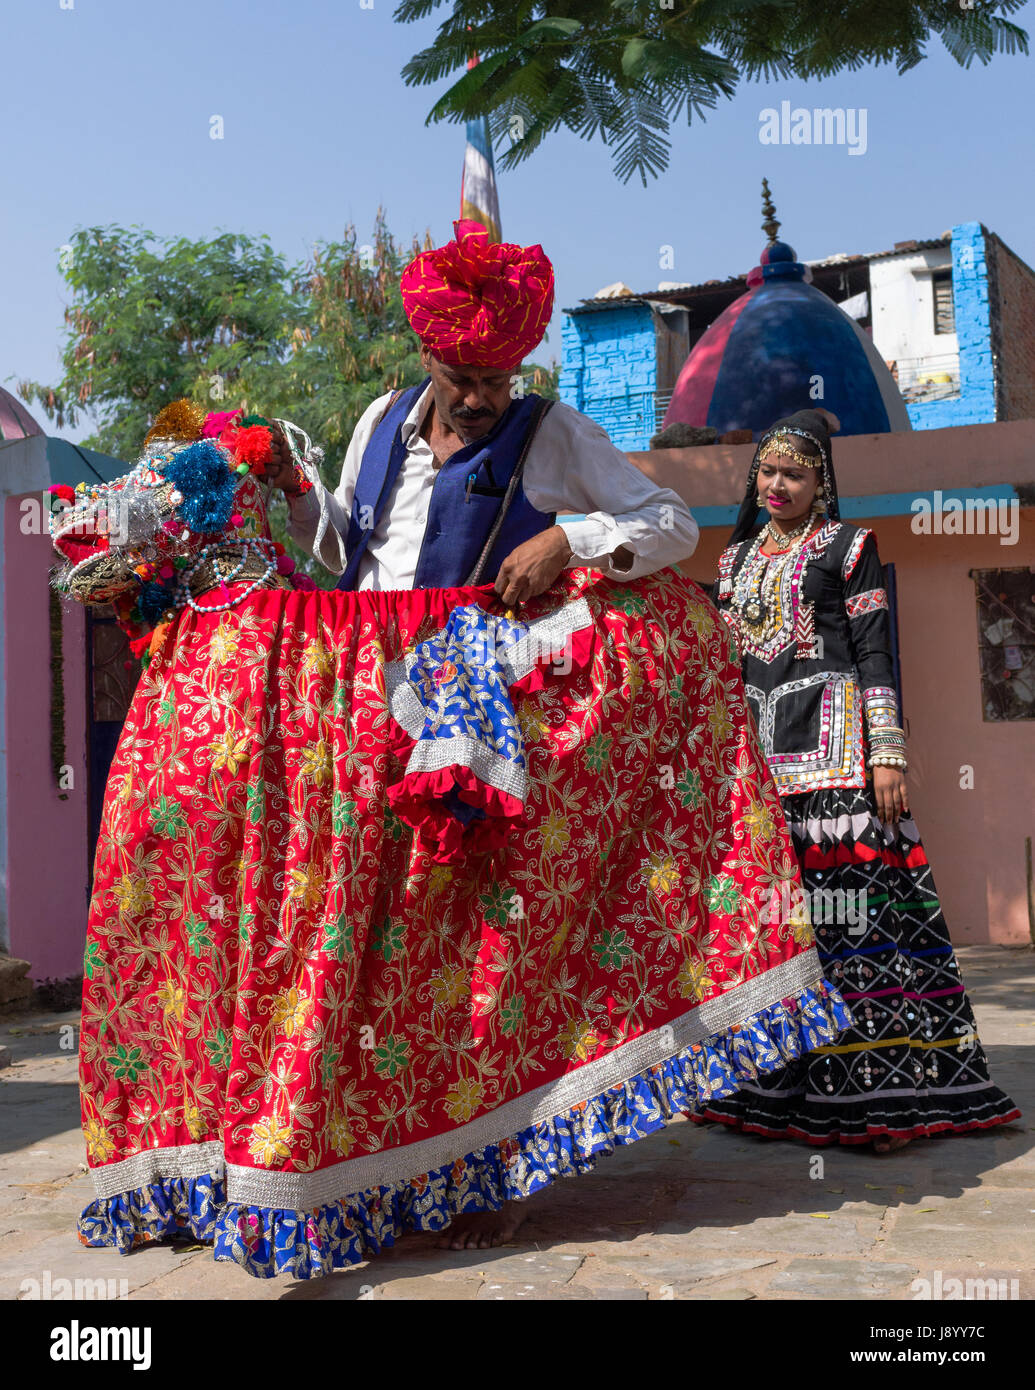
[933,270,956,335]
[972,568,1035,722]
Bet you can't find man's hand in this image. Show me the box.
[262,421,303,495]
[494,526,573,606]
[872,765,909,826]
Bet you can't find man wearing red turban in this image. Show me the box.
[275,219,699,605]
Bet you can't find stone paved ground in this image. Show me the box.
[1,946,1032,1302]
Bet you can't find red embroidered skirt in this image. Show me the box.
[77,567,849,1277]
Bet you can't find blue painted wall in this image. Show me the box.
[907,222,996,430]
[560,303,657,450]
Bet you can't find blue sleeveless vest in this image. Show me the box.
[335,379,556,591]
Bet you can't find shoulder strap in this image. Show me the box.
[464,397,554,587]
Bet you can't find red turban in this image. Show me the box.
[400,219,554,368]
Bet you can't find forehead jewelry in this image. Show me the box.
[756,433,823,469]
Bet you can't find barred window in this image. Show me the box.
[972,568,1035,722]
[933,270,955,335]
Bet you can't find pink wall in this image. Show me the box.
[4,496,90,981]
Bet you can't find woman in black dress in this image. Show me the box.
[699,408,1019,1150]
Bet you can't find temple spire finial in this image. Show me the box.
[761,178,781,245]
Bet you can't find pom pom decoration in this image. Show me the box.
[138,581,173,626]
[231,425,273,474]
[276,554,295,576]
[48,484,76,506]
[163,440,237,535]
[291,573,317,592]
[143,399,206,449]
[201,409,242,439]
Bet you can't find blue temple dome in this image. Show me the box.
[662,198,910,439]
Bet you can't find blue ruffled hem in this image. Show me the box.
[78,979,851,1279]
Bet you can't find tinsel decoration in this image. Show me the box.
[164,440,236,534]
[48,586,69,801]
[143,399,206,448]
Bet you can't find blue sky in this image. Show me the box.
[2,0,1031,443]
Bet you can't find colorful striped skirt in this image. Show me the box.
[695,783,1021,1145]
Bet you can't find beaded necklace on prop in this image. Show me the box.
[729,433,826,652]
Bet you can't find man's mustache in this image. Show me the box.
[453,407,497,421]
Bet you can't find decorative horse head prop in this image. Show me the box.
[49,399,320,662]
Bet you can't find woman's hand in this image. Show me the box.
[872,765,909,826]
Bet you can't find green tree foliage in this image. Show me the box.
[18,215,429,469]
[19,227,302,462]
[395,0,1029,184]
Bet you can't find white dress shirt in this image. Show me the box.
[287,383,698,590]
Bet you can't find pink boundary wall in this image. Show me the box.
[634,419,1035,947]
[4,495,89,981]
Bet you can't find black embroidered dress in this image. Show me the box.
[698,517,1020,1144]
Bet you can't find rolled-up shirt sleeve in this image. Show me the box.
[523,402,699,580]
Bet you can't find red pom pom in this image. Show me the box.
[49,484,76,504]
[232,425,273,469]
[230,513,244,527]
[276,554,295,576]
[272,542,285,555]
[128,635,151,659]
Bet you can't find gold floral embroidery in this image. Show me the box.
[445,1076,485,1123]
[300,740,332,785]
[271,986,313,1039]
[208,618,241,666]
[249,1118,293,1166]
[112,874,153,918]
[83,1118,115,1163]
[646,852,680,898]
[209,729,251,775]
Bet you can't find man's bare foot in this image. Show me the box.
[437,1201,525,1251]
[872,1135,913,1153]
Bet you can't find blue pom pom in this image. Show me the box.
[138,581,172,625]
[164,440,235,534]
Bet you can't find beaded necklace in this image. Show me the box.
[731,519,817,641]
[173,538,279,613]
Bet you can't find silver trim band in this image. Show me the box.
[89,1140,226,1202]
[223,950,824,1209]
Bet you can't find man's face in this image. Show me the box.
[422,348,521,444]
